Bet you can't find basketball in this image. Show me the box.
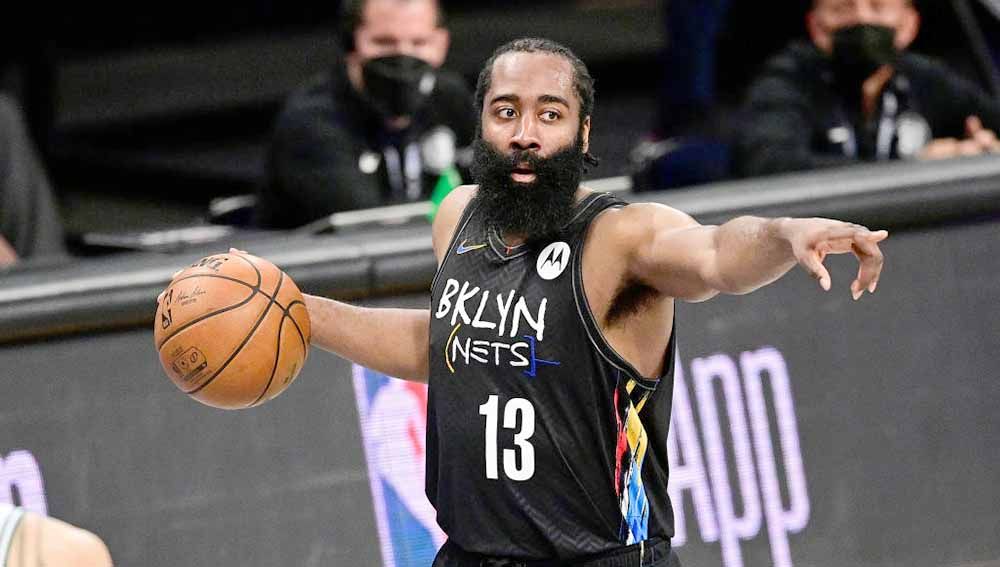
[153,251,311,409]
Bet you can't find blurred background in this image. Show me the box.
[1,1,999,565]
[1,0,992,239]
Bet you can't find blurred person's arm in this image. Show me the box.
[914,59,1000,159]
[0,235,16,267]
[920,116,1000,159]
[735,72,856,177]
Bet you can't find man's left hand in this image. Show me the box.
[777,218,888,300]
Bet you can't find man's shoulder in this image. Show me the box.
[438,185,478,216]
[279,68,362,123]
[586,199,695,250]
[274,70,363,141]
[432,185,479,261]
[282,71,337,111]
[432,68,474,98]
[897,51,968,83]
[757,41,827,79]
[424,68,477,141]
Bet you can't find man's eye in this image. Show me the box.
[541,111,560,121]
[498,108,517,118]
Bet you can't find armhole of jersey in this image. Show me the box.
[0,505,25,566]
[430,199,480,292]
[570,199,674,390]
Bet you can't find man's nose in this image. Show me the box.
[397,44,413,57]
[510,115,541,152]
[850,2,878,22]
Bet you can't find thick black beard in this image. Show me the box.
[470,137,585,242]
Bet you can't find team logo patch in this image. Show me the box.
[536,242,571,280]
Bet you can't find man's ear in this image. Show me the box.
[895,7,920,50]
[581,116,592,154]
[427,28,450,68]
[806,10,834,53]
[345,50,365,92]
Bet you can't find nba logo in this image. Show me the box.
[352,365,446,566]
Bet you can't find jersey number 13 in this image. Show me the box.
[479,395,535,481]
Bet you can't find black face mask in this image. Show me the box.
[470,135,585,243]
[830,24,898,88]
[361,54,437,120]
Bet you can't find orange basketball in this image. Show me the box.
[153,251,311,409]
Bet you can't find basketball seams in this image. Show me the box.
[249,313,287,408]
[186,272,286,396]
[231,252,264,289]
[164,272,301,323]
[156,256,270,349]
[155,277,260,350]
[246,299,308,407]
[156,252,310,409]
[282,300,309,348]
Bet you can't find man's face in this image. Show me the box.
[471,52,592,241]
[352,0,449,67]
[808,0,919,53]
[479,52,591,184]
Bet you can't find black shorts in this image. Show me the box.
[431,538,681,567]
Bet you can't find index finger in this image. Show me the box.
[798,249,832,291]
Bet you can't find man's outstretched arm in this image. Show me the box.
[306,296,430,383]
[304,186,478,383]
[618,203,887,302]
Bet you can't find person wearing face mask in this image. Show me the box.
[255,0,475,229]
[733,0,1000,178]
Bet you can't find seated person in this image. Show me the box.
[0,504,113,566]
[0,94,66,267]
[256,0,475,229]
[734,0,1000,178]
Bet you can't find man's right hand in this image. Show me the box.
[0,236,17,268]
[919,115,1000,160]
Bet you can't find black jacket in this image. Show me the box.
[257,61,476,229]
[734,41,1000,177]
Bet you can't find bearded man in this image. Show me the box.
[296,38,887,565]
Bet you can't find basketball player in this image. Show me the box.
[303,38,887,565]
[0,504,113,566]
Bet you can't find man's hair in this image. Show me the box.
[474,38,600,169]
[339,0,446,52]
[475,38,596,122]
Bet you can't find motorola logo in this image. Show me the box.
[536,242,571,281]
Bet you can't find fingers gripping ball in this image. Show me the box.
[153,251,311,409]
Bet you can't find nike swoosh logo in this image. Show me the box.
[456,240,487,255]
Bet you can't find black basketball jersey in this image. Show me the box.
[426,192,677,559]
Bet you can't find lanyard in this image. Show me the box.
[836,90,900,160]
[383,143,424,201]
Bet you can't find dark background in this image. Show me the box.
[3,0,997,237]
